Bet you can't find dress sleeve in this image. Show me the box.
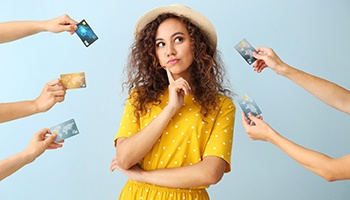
[113,97,140,146]
[203,97,236,172]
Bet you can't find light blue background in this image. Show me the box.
[1,0,349,199]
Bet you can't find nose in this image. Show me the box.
[166,43,176,56]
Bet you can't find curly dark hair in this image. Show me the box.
[123,13,233,120]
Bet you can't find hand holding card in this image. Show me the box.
[238,94,262,119]
[235,38,257,65]
[60,72,86,89]
[50,119,80,142]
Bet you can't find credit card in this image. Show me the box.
[234,38,257,65]
[50,119,80,142]
[75,19,98,47]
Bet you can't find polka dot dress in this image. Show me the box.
[114,89,236,200]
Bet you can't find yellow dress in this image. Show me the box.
[114,89,236,200]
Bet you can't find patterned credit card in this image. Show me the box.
[234,38,257,65]
[237,94,262,119]
[60,72,86,89]
[50,119,80,142]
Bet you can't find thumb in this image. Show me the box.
[247,113,260,124]
[60,24,76,33]
[69,24,78,34]
[241,112,251,129]
[253,51,265,60]
[44,132,56,146]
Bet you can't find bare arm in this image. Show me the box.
[110,156,226,188]
[242,112,350,181]
[0,79,66,123]
[0,129,62,181]
[253,47,350,114]
[0,100,40,123]
[0,14,77,43]
[116,105,177,169]
[282,66,350,114]
[116,68,191,169]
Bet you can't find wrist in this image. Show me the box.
[19,150,36,164]
[266,129,281,145]
[163,105,178,117]
[137,168,147,183]
[276,62,292,76]
[31,99,43,113]
[34,20,48,32]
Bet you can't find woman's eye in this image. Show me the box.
[175,37,183,43]
[156,42,165,47]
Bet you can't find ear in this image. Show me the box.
[190,38,195,50]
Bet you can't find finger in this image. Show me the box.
[47,78,62,87]
[38,128,51,138]
[255,64,266,73]
[62,24,77,33]
[252,51,265,60]
[50,87,66,95]
[54,79,67,89]
[247,113,260,124]
[166,67,175,84]
[241,112,251,128]
[44,141,64,149]
[69,25,78,35]
[255,46,269,54]
[63,14,78,25]
[110,160,117,172]
[43,133,56,147]
[47,143,63,149]
[50,85,66,92]
[55,139,65,144]
[110,164,116,172]
[253,60,266,72]
[240,112,249,121]
[182,79,191,93]
[110,156,118,172]
[176,79,191,95]
[54,96,65,103]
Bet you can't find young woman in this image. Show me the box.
[110,4,236,199]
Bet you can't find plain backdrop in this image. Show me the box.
[0,0,349,199]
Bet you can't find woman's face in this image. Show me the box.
[155,18,194,81]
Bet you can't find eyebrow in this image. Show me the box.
[155,32,185,42]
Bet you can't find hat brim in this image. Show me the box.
[134,4,217,50]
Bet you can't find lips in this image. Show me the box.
[167,58,179,65]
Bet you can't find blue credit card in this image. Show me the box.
[75,19,98,47]
[50,119,80,142]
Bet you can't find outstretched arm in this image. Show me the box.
[242,112,350,182]
[0,14,77,43]
[253,47,350,114]
[0,79,66,123]
[110,156,226,188]
[0,129,63,181]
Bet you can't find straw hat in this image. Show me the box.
[134,4,217,50]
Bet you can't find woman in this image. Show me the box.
[110,4,236,199]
